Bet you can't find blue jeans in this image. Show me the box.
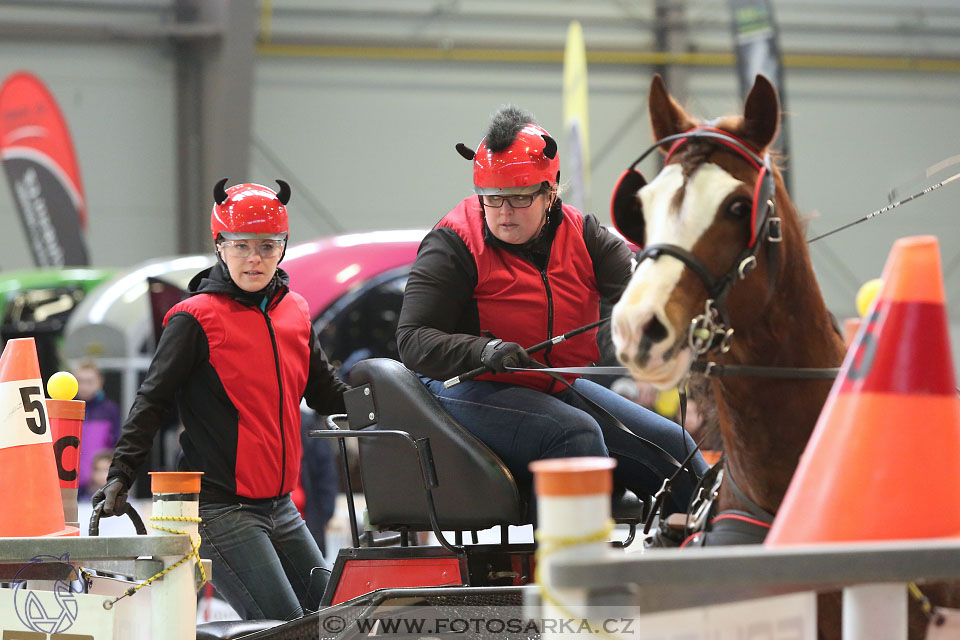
[199,494,329,620]
[422,377,708,514]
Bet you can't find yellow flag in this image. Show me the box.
[563,21,590,212]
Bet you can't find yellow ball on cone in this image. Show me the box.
[47,371,78,400]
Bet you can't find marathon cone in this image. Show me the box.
[767,236,960,545]
[48,398,85,529]
[0,338,77,536]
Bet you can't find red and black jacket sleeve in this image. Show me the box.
[396,226,489,381]
[107,312,207,486]
[583,213,634,304]
[304,326,349,415]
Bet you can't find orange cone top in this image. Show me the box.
[0,337,42,382]
[530,457,617,497]
[767,236,960,545]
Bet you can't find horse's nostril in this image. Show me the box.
[618,351,630,364]
[642,316,668,344]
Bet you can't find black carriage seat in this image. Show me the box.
[347,358,526,532]
[344,358,647,537]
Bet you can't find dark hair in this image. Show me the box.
[485,105,537,153]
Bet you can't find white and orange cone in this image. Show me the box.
[0,338,77,537]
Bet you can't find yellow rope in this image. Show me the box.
[535,520,623,640]
[102,515,206,610]
[908,582,934,618]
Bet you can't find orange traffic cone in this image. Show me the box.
[767,236,960,545]
[0,338,78,536]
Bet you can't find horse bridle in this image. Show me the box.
[611,127,783,359]
[610,129,830,544]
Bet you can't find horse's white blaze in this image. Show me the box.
[612,163,743,388]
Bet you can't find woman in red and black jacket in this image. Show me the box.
[397,106,707,516]
[93,179,348,621]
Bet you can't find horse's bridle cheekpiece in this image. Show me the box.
[610,127,782,357]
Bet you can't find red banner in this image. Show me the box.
[0,71,89,266]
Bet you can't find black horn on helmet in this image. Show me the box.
[275,179,291,205]
[214,177,229,205]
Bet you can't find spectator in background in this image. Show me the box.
[74,360,123,494]
[81,448,114,500]
[295,409,339,557]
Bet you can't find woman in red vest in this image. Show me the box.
[397,106,707,515]
[92,179,349,620]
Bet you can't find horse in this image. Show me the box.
[607,73,949,639]
[610,72,845,526]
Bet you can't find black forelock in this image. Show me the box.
[485,105,537,153]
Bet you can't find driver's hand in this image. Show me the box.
[91,477,129,516]
[480,339,531,373]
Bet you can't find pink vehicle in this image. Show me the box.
[283,230,425,320]
[282,229,426,373]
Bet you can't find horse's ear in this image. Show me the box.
[742,74,780,151]
[649,73,696,151]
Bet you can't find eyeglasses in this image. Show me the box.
[219,240,285,259]
[481,191,544,208]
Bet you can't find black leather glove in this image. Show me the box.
[91,477,129,516]
[480,339,531,374]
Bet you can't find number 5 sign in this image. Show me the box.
[0,381,49,447]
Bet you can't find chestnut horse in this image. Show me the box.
[608,74,951,638]
[610,73,844,526]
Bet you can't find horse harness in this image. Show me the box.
[648,455,776,548]
[611,126,783,360]
[610,128,842,546]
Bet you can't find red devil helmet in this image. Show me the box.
[463,124,560,195]
[210,178,290,242]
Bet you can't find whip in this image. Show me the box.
[807,170,960,244]
[443,317,610,388]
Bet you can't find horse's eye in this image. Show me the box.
[727,200,751,219]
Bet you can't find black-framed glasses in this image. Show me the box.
[481,191,543,208]
[219,239,285,259]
